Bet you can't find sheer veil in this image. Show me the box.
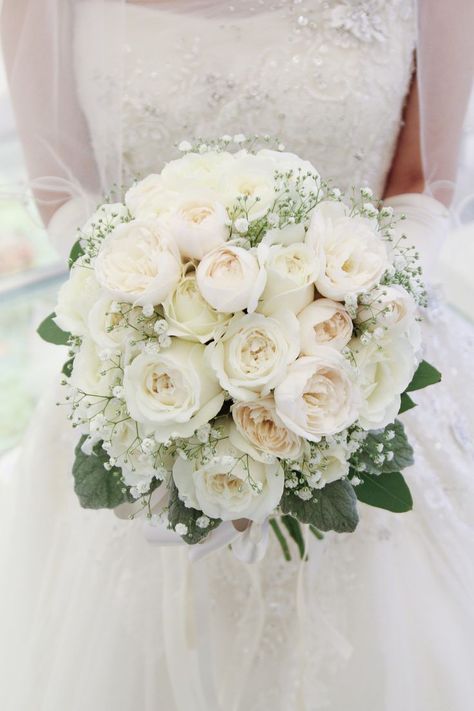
[1,0,473,228]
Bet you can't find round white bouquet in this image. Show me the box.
[39,135,440,559]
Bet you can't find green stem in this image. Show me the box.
[269,519,291,561]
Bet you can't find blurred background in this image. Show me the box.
[0,57,473,455]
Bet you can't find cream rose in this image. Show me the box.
[258,242,318,316]
[196,243,266,313]
[356,285,416,334]
[87,296,137,350]
[298,298,353,353]
[351,334,417,430]
[230,397,303,461]
[163,272,231,343]
[54,260,101,337]
[173,422,284,522]
[123,339,224,441]
[274,347,360,441]
[162,193,229,260]
[307,201,389,300]
[207,310,300,401]
[94,220,182,306]
[125,174,170,219]
[70,339,118,421]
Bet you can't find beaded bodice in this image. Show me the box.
[74,0,416,197]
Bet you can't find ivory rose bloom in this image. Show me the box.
[310,445,350,488]
[220,152,278,220]
[87,296,137,350]
[274,347,360,441]
[258,242,318,316]
[173,423,284,522]
[196,243,267,313]
[230,397,303,461]
[123,340,224,441]
[207,311,300,401]
[298,298,353,353]
[162,193,229,260]
[356,285,416,333]
[81,202,130,236]
[163,273,231,343]
[351,334,417,430]
[307,201,389,300]
[54,259,101,337]
[94,220,182,306]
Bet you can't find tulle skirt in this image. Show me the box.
[1,297,474,711]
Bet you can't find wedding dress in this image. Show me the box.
[1,2,474,710]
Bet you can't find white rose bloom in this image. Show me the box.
[220,151,277,220]
[196,242,267,313]
[162,192,229,260]
[315,445,350,488]
[257,149,320,194]
[125,174,172,219]
[163,272,231,343]
[258,242,318,316]
[274,347,360,441]
[54,259,101,336]
[87,296,136,350]
[351,334,417,430]
[356,285,417,334]
[263,223,306,247]
[81,202,129,236]
[160,151,235,193]
[94,220,182,306]
[207,310,300,401]
[307,201,389,300]
[230,397,303,461]
[298,298,353,353]
[123,339,224,442]
[70,339,118,421]
[173,423,284,522]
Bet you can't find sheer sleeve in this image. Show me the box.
[1,0,101,224]
[417,0,474,207]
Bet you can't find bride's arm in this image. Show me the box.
[1,0,100,225]
[384,73,424,199]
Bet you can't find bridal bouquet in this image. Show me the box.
[39,136,440,559]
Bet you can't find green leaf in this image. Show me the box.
[167,480,221,545]
[353,470,413,513]
[406,360,441,392]
[37,312,71,346]
[62,357,75,378]
[269,519,292,561]
[281,515,306,559]
[399,392,417,414]
[72,436,132,509]
[68,239,85,267]
[281,479,359,533]
[350,420,414,475]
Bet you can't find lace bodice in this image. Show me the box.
[74,0,416,197]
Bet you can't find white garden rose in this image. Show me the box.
[307,201,389,300]
[87,296,137,350]
[258,242,318,316]
[123,339,224,441]
[173,422,284,522]
[54,259,101,337]
[163,272,231,343]
[207,310,300,401]
[94,220,182,306]
[70,339,118,421]
[311,445,350,488]
[125,174,170,219]
[356,285,416,334]
[274,347,360,441]
[351,334,417,430]
[220,151,277,220]
[298,298,353,353]
[162,192,229,260]
[196,242,267,313]
[161,151,235,193]
[230,397,303,461]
